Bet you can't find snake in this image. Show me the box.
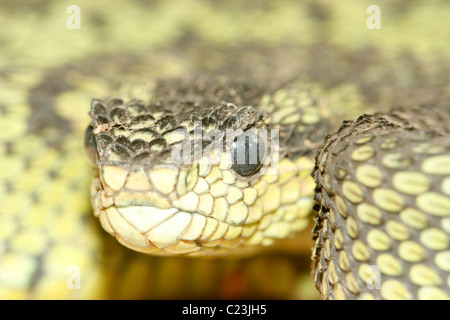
[1,0,449,300]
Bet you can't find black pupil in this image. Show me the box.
[231,130,265,177]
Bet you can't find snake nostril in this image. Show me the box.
[84,125,98,165]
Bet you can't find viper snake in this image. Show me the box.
[0,0,449,300]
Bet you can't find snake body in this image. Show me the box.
[313,110,450,299]
[1,0,449,300]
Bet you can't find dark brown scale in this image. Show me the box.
[114,136,131,149]
[129,139,148,153]
[133,114,155,123]
[155,114,176,130]
[110,107,132,122]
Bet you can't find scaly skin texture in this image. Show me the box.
[0,0,449,299]
[313,112,450,299]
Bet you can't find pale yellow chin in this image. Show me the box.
[98,205,202,255]
[96,204,262,256]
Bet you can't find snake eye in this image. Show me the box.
[231,129,266,177]
[84,125,98,165]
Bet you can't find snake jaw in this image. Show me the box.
[91,156,314,256]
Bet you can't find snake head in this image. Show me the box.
[85,80,316,256]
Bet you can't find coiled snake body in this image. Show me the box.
[0,0,449,300]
